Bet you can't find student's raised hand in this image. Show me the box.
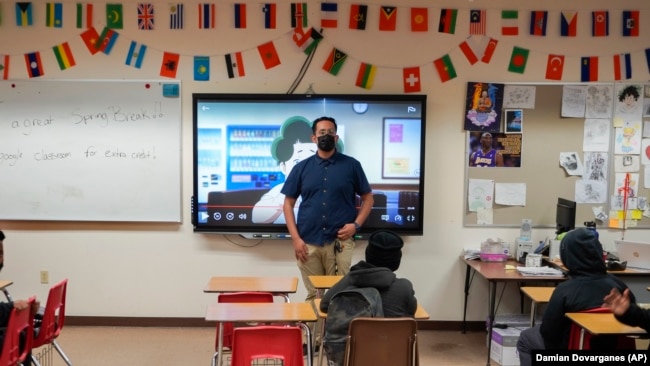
[603,288,631,316]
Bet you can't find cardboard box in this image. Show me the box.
[487,313,543,330]
[490,327,521,366]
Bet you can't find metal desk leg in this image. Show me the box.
[216,322,224,366]
[2,289,12,301]
[298,322,313,366]
[579,329,585,350]
[317,316,326,366]
[486,281,497,366]
[462,264,474,333]
[530,301,536,327]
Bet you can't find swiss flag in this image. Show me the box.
[403,67,421,93]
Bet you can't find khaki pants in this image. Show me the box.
[297,238,355,301]
[297,238,355,344]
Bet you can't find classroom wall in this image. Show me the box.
[1,0,649,322]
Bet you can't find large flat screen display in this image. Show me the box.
[192,94,427,239]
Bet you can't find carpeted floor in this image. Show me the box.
[38,326,489,366]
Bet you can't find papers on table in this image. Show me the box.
[463,248,481,260]
[516,266,564,277]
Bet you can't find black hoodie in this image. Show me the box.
[540,228,634,349]
[319,260,417,317]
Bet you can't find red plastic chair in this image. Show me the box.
[567,307,636,350]
[230,325,304,366]
[212,292,274,366]
[0,296,36,366]
[31,279,71,366]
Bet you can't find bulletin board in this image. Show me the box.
[463,83,650,229]
[0,80,182,222]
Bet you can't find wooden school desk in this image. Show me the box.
[520,286,555,326]
[206,302,318,366]
[203,276,299,302]
[565,312,646,350]
[308,275,343,298]
[461,257,565,366]
[312,298,430,366]
[548,258,650,303]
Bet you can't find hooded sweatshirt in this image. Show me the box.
[540,228,634,349]
[319,260,417,317]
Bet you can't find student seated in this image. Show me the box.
[319,230,417,317]
[0,230,40,366]
[516,228,635,366]
[319,230,417,365]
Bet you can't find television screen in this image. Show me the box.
[192,93,427,239]
[556,197,577,234]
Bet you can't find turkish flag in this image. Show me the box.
[481,37,498,63]
[545,54,564,80]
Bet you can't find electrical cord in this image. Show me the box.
[223,234,263,248]
[286,29,321,94]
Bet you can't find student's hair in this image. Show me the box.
[312,116,337,134]
[0,230,4,241]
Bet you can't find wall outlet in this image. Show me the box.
[40,271,49,284]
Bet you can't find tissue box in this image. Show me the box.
[490,327,521,366]
[480,239,509,262]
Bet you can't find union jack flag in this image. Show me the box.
[138,3,154,30]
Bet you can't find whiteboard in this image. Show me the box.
[0,80,182,222]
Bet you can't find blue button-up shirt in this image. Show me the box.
[281,151,372,245]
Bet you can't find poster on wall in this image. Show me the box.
[468,132,521,167]
[465,82,505,132]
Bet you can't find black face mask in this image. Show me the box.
[317,134,336,152]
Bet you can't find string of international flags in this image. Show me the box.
[1,2,648,93]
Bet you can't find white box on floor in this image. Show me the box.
[490,327,521,366]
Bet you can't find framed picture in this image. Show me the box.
[504,109,523,133]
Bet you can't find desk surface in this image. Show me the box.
[548,258,650,276]
[0,280,13,290]
[203,276,299,293]
[520,286,555,303]
[312,298,429,320]
[205,302,317,322]
[565,312,646,336]
[462,257,566,281]
[308,275,343,289]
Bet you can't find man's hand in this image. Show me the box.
[337,223,356,241]
[603,288,631,316]
[293,239,309,263]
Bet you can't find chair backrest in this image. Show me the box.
[229,325,304,366]
[567,307,636,350]
[33,279,68,347]
[0,296,36,366]
[215,292,275,350]
[323,287,384,366]
[343,317,418,366]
